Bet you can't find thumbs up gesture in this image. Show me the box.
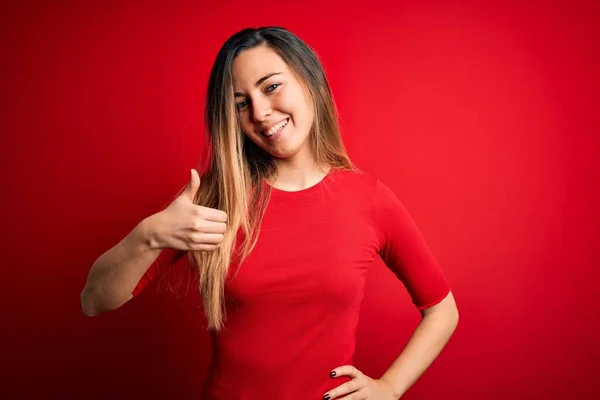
[152,169,228,251]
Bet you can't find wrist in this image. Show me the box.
[378,375,404,399]
[137,213,163,251]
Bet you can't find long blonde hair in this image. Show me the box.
[190,27,357,331]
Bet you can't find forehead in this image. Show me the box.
[231,46,290,87]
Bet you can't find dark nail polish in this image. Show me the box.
[329,371,336,378]
[323,395,330,400]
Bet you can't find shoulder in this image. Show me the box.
[320,168,384,214]
[328,169,406,216]
[328,167,379,192]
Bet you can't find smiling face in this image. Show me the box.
[232,45,314,163]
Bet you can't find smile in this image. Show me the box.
[262,118,289,137]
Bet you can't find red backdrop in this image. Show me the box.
[2,1,599,398]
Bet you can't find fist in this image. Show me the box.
[155,169,228,251]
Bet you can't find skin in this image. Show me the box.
[325,292,458,399]
[231,45,459,399]
[231,45,328,191]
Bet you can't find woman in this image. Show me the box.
[81,26,459,400]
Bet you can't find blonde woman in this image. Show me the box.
[81,26,459,400]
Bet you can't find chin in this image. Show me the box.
[266,149,295,160]
[250,126,311,160]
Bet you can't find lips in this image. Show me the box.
[260,118,289,137]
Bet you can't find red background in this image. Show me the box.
[2,1,599,398]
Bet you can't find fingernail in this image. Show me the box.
[329,371,336,378]
[323,395,330,400]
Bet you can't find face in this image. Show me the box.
[232,45,314,162]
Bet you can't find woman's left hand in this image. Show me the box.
[323,365,398,400]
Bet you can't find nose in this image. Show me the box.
[251,96,272,122]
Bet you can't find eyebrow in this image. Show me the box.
[234,72,282,97]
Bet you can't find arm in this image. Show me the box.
[81,169,226,316]
[379,291,459,398]
[373,178,458,397]
[80,214,163,316]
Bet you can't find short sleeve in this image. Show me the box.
[373,179,451,310]
[131,248,186,297]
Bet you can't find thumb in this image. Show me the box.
[183,169,201,202]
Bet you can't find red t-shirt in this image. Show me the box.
[132,168,451,399]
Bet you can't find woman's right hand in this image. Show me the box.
[151,169,228,252]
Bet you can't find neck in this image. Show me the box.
[269,152,330,192]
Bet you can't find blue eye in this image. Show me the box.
[236,84,279,110]
[266,83,280,92]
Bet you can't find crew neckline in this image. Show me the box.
[265,167,335,195]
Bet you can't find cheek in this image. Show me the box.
[295,102,314,134]
[283,91,312,126]
[238,115,253,134]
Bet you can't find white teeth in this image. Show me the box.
[265,119,288,136]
